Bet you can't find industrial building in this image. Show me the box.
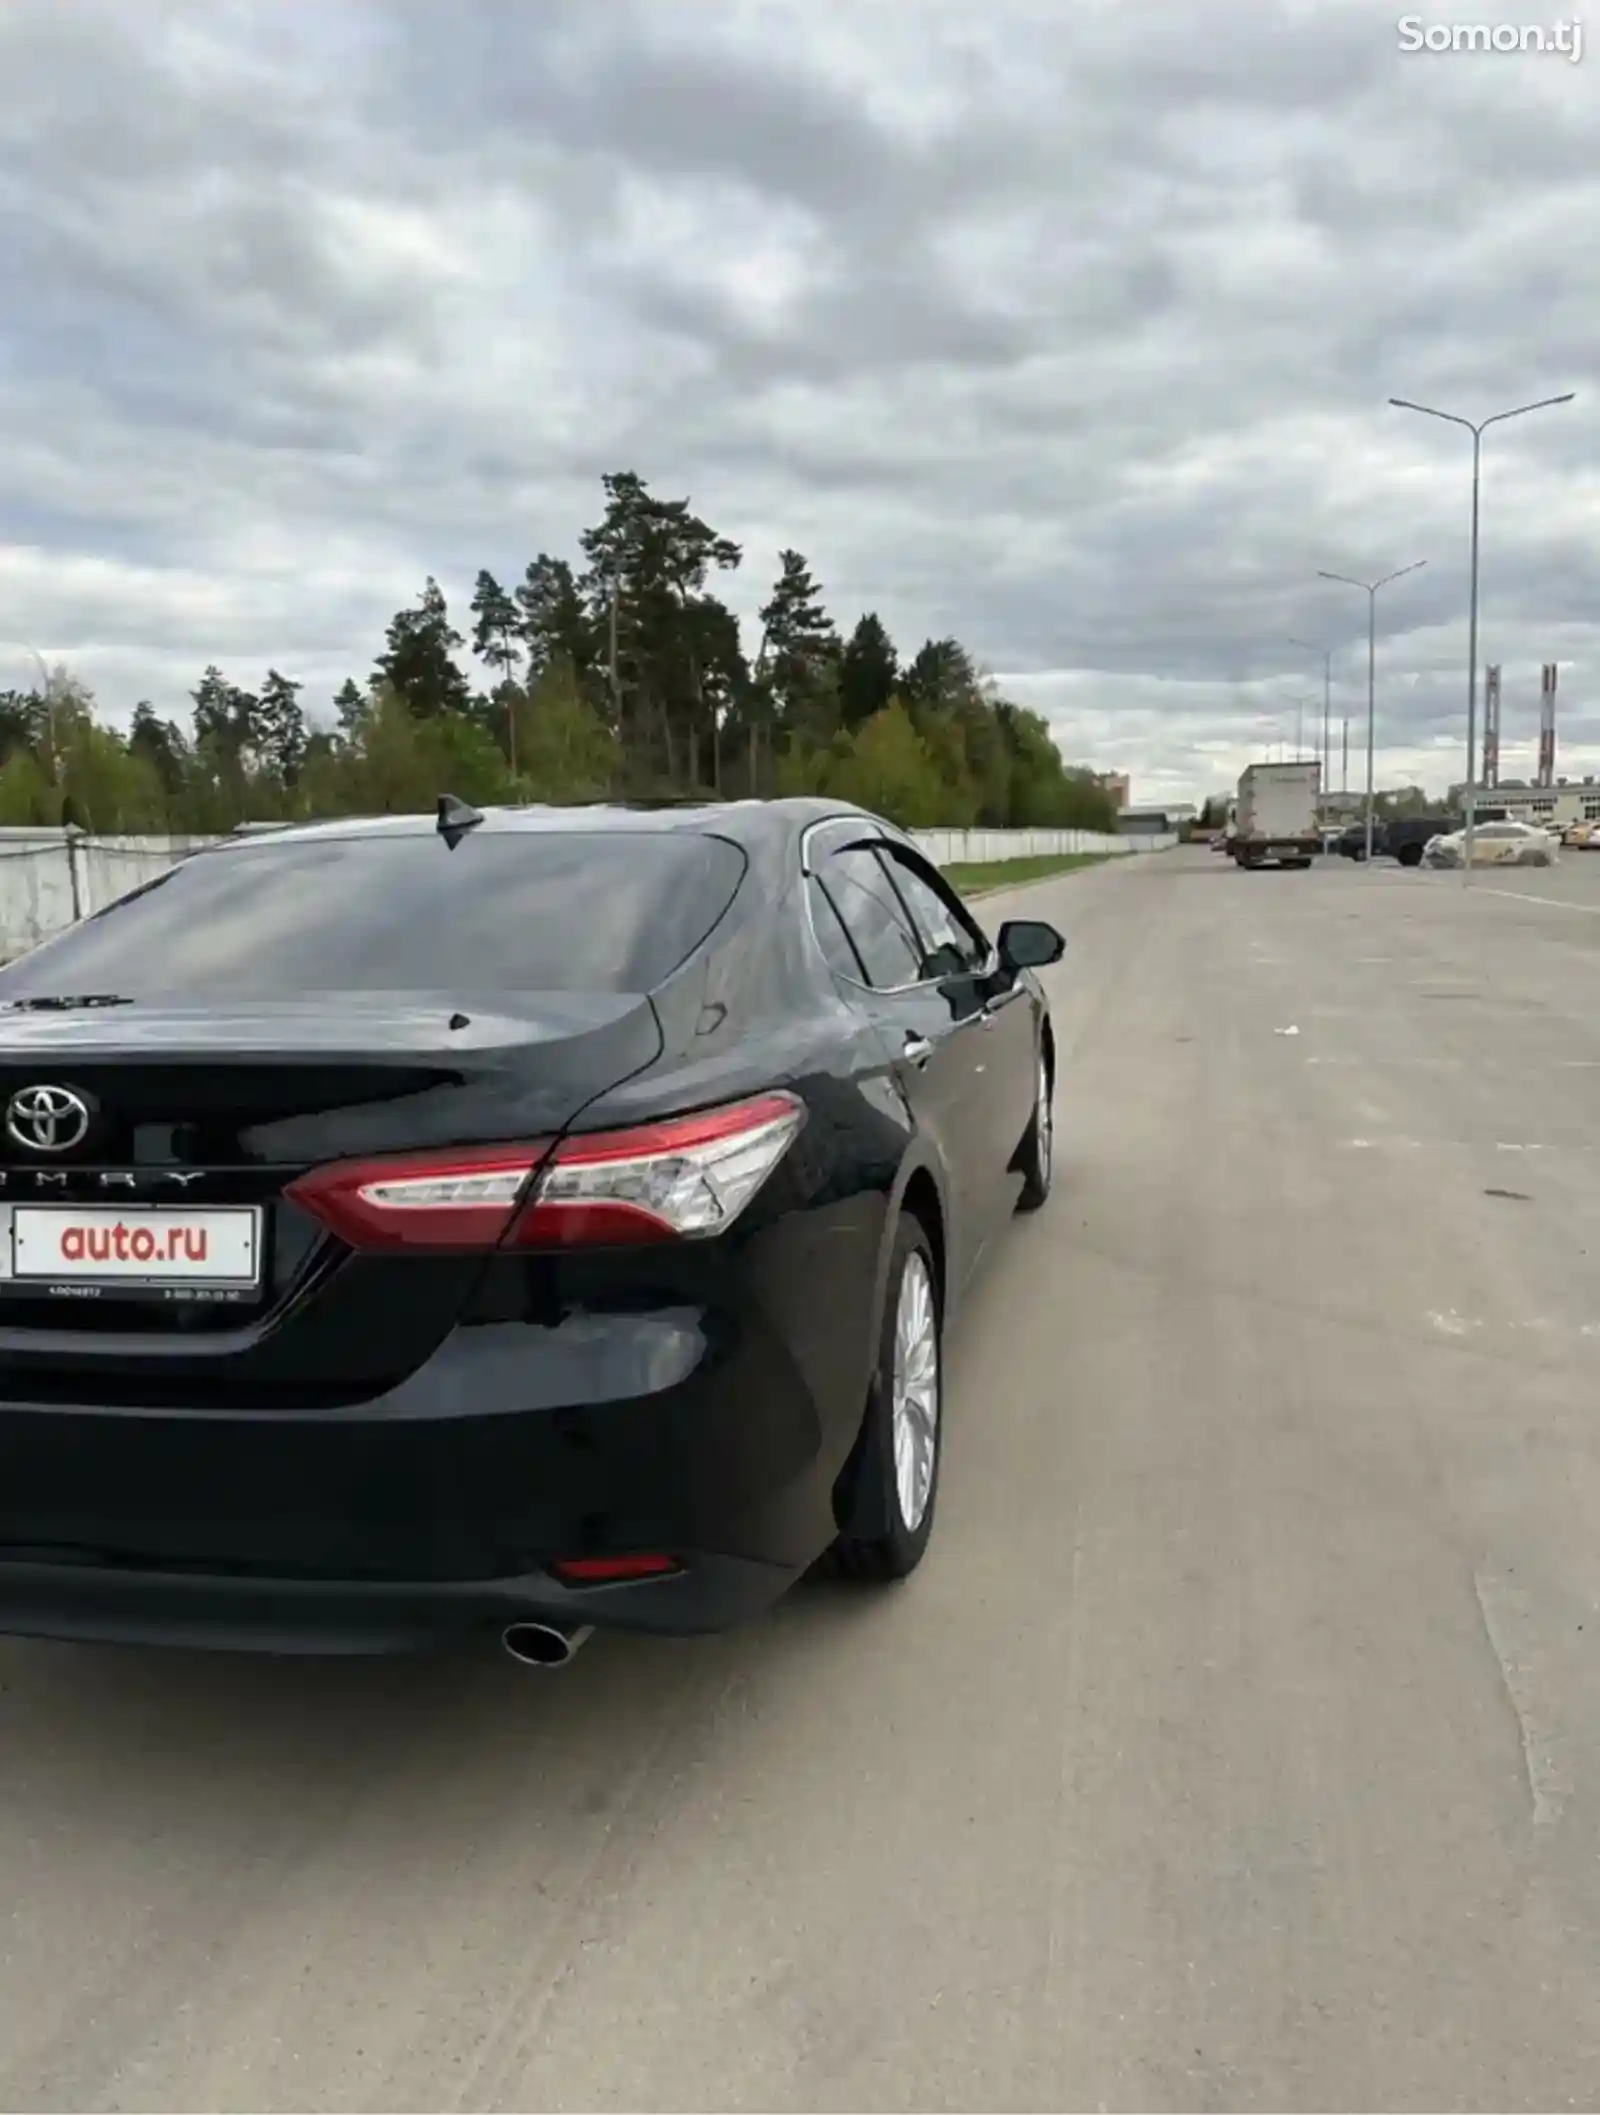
[1472,779,1600,829]
[1118,802,1197,836]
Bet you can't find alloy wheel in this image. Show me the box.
[891,1251,939,1531]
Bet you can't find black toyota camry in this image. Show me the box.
[0,797,1063,1664]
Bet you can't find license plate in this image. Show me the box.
[8,1206,262,1293]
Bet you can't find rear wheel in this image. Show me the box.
[1016,1041,1053,1212]
[826,1217,942,1584]
[1397,843,1424,868]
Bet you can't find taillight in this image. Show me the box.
[284,1090,805,1253]
[518,1091,804,1248]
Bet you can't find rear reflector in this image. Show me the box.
[549,1554,682,1585]
[284,1090,805,1252]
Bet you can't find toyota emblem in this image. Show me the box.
[6,1084,92,1154]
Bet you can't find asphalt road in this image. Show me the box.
[5,845,1600,2113]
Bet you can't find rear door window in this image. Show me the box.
[875,851,990,980]
[0,830,748,997]
[807,875,867,981]
[817,845,924,989]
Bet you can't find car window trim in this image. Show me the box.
[798,819,997,996]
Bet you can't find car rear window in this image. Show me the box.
[0,829,747,997]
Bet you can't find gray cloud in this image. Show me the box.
[0,0,1594,803]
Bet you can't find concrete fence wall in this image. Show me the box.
[909,826,1175,866]
[0,829,221,963]
[0,821,1176,964]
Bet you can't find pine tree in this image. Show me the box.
[374,577,471,719]
[577,474,741,789]
[255,669,309,786]
[515,556,591,680]
[838,614,898,731]
[190,665,247,756]
[469,571,526,773]
[758,550,834,708]
[756,549,837,765]
[333,678,367,738]
[129,703,188,796]
[469,570,522,689]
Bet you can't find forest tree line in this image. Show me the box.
[0,471,1118,838]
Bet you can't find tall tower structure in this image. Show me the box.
[1481,665,1501,788]
[1538,662,1558,787]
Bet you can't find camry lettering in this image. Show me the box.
[0,1170,207,1192]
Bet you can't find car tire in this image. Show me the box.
[825,1216,942,1584]
[1397,843,1423,868]
[1015,1040,1053,1212]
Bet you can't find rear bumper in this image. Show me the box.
[1235,838,1318,861]
[0,1284,869,1654]
[0,1549,792,1655]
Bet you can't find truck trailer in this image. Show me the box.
[1230,760,1320,869]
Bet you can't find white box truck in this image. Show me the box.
[1230,760,1320,869]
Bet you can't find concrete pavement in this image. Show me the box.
[4,847,1600,2110]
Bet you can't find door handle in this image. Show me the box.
[902,1034,934,1068]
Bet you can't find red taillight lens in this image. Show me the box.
[284,1090,805,1253]
[549,1554,682,1586]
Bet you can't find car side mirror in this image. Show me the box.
[996,919,1066,972]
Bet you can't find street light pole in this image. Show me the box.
[1389,391,1574,881]
[1317,563,1427,862]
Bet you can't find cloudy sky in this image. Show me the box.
[0,0,1593,804]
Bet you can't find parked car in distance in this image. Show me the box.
[0,797,1065,1668]
[1421,818,1558,869]
[1337,816,1455,865]
[1385,816,1457,867]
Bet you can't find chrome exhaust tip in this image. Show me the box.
[501,1621,594,1669]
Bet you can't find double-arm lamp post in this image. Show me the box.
[1316,564,1427,862]
[1388,392,1574,879]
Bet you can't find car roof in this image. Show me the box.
[209,796,886,857]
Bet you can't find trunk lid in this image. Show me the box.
[0,992,661,1401]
